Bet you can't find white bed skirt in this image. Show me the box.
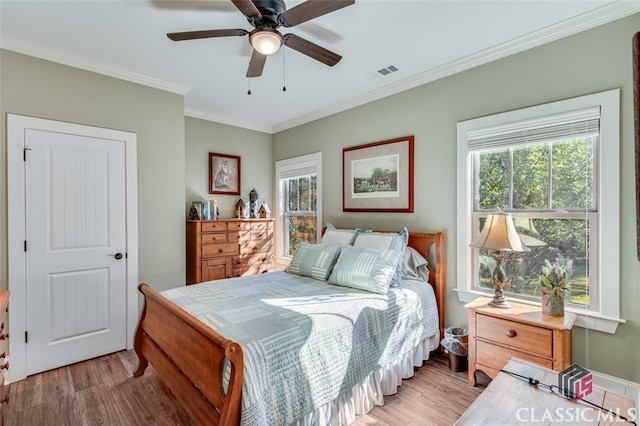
[293,334,440,426]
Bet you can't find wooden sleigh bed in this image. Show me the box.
[133,230,445,426]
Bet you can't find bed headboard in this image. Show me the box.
[406,232,445,339]
[321,227,446,339]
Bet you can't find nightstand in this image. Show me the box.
[465,297,576,386]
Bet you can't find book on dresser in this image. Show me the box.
[186,219,275,284]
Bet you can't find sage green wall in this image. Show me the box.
[0,49,187,292]
[185,117,273,219]
[273,14,640,382]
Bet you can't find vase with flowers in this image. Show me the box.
[539,256,573,316]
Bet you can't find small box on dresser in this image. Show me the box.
[186,219,274,285]
[0,291,9,425]
[465,297,576,386]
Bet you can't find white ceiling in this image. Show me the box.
[1,1,638,133]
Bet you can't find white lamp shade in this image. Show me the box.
[470,213,530,252]
[250,30,282,55]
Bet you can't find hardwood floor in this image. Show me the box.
[6,350,488,425]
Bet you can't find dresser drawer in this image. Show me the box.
[201,233,227,244]
[228,221,250,231]
[227,230,250,243]
[476,314,552,358]
[251,221,271,231]
[476,340,553,372]
[240,239,273,255]
[202,243,240,258]
[251,228,272,241]
[201,221,227,232]
[232,253,272,270]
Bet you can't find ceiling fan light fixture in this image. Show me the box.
[250,29,283,55]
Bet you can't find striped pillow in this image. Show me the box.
[285,242,341,281]
[328,245,402,294]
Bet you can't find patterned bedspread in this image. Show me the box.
[161,271,439,426]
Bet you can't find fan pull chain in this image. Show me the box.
[247,41,252,95]
[282,47,287,92]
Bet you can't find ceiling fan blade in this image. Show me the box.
[283,33,341,66]
[167,28,248,41]
[280,0,354,27]
[246,49,267,77]
[231,0,262,18]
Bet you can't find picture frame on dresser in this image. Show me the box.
[342,136,414,212]
[209,152,241,195]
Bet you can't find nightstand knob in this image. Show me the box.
[218,248,224,253]
[506,329,517,338]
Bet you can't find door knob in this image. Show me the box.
[108,252,124,260]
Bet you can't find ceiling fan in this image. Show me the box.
[167,0,355,78]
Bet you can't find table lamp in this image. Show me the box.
[470,212,530,308]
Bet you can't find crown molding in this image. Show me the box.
[1,1,638,133]
[272,0,640,133]
[185,108,273,134]
[0,36,191,96]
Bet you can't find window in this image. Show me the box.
[456,90,622,333]
[275,152,322,262]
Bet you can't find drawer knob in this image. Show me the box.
[218,248,224,253]
[506,329,517,338]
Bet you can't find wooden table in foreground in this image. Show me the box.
[456,358,637,425]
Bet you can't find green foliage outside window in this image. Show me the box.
[476,137,594,306]
[285,175,317,255]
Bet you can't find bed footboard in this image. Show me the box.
[133,283,243,426]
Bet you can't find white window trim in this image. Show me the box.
[275,152,322,266]
[456,89,624,334]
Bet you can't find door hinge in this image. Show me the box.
[23,147,31,161]
[25,331,28,343]
[24,240,27,252]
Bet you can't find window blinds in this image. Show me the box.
[468,106,600,151]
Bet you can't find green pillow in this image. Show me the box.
[285,242,341,281]
[328,245,402,294]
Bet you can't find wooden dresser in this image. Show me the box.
[186,219,274,285]
[465,297,576,386]
[0,291,9,424]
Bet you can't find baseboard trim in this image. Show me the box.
[591,369,640,410]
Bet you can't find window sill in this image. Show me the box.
[454,289,625,334]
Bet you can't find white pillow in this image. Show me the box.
[320,223,361,248]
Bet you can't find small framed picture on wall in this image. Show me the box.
[209,152,241,195]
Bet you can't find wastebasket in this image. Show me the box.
[441,327,468,372]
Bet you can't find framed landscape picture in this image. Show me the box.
[343,136,414,212]
[209,152,240,195]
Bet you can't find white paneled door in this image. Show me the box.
[25,129,127,375]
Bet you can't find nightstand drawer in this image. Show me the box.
[476,340,553,373]
[476,314,552,358]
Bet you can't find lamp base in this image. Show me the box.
[488,297,511,309]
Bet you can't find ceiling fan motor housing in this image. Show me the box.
[250,0,287,28]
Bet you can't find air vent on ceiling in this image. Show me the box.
[367,64,399,79]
